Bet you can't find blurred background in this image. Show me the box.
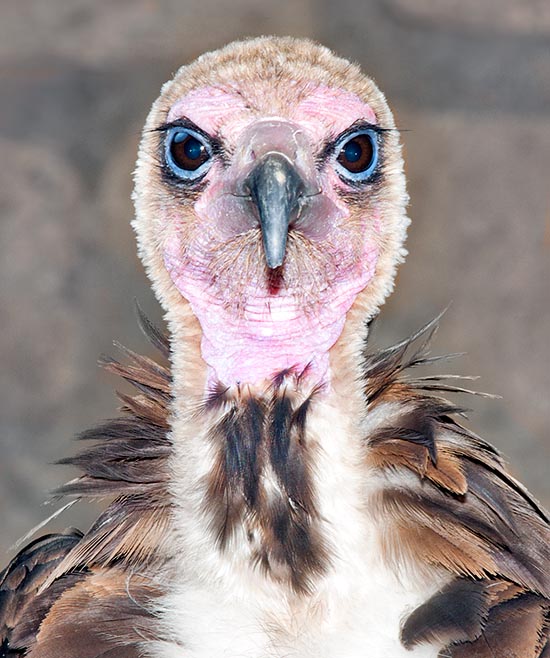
[1,0,549,556]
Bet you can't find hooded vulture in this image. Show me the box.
[1,37,548,658]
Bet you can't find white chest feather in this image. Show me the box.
[152,577,441,658]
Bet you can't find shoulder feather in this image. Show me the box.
[363,318,550,656]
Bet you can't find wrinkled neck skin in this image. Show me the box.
[163,178,381,394]
[164,235,378,394]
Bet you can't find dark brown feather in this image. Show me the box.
[22,569,162,658]
[0,316,171,656]
[401,578,490,648]
[0,531,84,656]
[205,383,329,594]
[363,320,550,655]
[443,593,549,658]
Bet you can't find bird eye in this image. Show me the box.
[165,127,212,180]
[334,129,378,181]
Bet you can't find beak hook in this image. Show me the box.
[245,152,305,269]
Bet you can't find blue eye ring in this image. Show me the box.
[333,129,379,182]
[165,127,213,180]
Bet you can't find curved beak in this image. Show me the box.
[245,152,305,269]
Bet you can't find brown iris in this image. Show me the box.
[336,132,376,175]
[169,131,210,171]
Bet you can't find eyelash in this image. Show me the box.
[156,120,225,158]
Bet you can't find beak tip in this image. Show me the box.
[267,256,284,270]
[264,235,287,269]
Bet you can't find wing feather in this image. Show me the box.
[0,316,170,656]
[364,320,550,655]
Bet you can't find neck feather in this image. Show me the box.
[164,296,370,595]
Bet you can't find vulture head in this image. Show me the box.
[133,37,409,389]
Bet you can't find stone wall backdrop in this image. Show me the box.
[1,0,549,556]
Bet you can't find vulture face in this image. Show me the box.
[134,38,409,386]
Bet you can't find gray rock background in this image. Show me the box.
[1,0,549,556]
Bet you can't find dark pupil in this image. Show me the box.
[337,134,375,174]
[343,140,362,163]
[171,132,208,171]
[182,136,203,160]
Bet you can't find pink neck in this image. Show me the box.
[164,243,378,388]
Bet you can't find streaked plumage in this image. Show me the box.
[1,37,548,657]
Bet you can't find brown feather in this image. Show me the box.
[401,578,490,648]
[1,316,171,655]
[205,384,330,594]
[0,531,84,655]
[362,320,550,654]
[24,569,162,658]
[443,593,549,658]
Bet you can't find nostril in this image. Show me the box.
[231,181,252,200]
[290,192,313,228]
[230,192,253,200]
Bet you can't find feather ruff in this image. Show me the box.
[0,313,548,656]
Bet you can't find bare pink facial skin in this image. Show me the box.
[163,85,381,388]
[167,85,377,144]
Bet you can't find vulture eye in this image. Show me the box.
[334,129,378,181]
[165,127,212,180]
